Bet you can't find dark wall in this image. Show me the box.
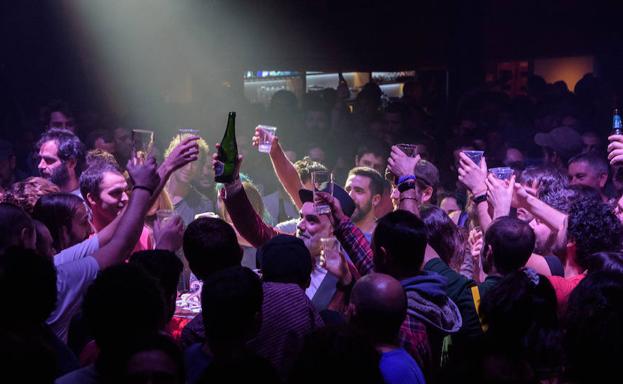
[1,0,621,133]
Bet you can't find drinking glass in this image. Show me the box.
[489,167,514,180]
[320,237,340,253]
[132,129,154,162]
[311,171,333,214]
[462,150,484,166]
[256,125,277,153]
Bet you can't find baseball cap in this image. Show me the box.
[534,127,583,160]
[414,160,440,188]
[298,184,356,218]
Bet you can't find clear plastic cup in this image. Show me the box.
[257,125,277,153]
[320,237,340,253]
[132,129,154,162]
[311,171,333,214]
[489,167,514,180]
[462,150,484,166]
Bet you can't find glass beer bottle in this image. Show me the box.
[613,108,622,135]
[214,112,238,183]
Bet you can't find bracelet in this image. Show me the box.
[132,185,154,195]
[397,175,416,185]
[472,194,487,204]
[398,181,417,193]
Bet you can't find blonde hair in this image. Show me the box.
[164,134,209,163]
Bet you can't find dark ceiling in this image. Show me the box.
[0,0,622,115]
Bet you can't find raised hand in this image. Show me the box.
[607,134,623,166]
[512,182,531,209]
[127,154,160,193]
[486,173,515,218]
[468,227,483,261]
[315,191,349,226]
[252,126,280,155]
[387,145,421,179]
[320,247,352,285]
[458,152,488,195]
[212,143,243,183]
[162,135,200,174]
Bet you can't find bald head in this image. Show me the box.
[352,273,406,313]
[350,273,406,344]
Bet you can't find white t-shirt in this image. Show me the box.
[54,235,100,266]
[48,237,101,342]
[305,262,328,299]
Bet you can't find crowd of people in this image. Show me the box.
[0,72,622,384]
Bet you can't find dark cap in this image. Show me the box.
[298,184,356,218]
[256,235,312,286]
[0,140,14,161]
[414,160,439,188]
[534,127,583,160]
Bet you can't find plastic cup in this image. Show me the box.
[397,143,418,157]
[178,128,199,140]
[311,171,333,214]
[320,237,340,253]
[489,167,514,180]
[257,125,277,153]
[463,150,484,166]
[132,129,154,162]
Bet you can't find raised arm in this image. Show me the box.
[92,156,161,269]
[316,192,375,276]
[513,183,567,233]
[486,173,515,219]
[252,128,305,208]
[213,146,279,247]
[458,152,492,231]
[387,146,423,216]
[95,136,200,247]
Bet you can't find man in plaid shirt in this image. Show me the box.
[317,193,462,380]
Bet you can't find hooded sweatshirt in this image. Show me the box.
[398,271,463,379]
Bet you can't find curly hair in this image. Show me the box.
[85,148,120,169]
[164,133,209,163]
[36,128,86,177]
[293,157,328,185]
[2,177,60,214]
[567,198,623,270]
[540,184,600,214]
[519,166,567,197]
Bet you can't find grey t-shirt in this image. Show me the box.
[174,188,214,226]
[48,237,101,342]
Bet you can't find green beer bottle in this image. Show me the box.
[214,112,238,183]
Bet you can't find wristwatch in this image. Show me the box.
[472,193,487,204]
